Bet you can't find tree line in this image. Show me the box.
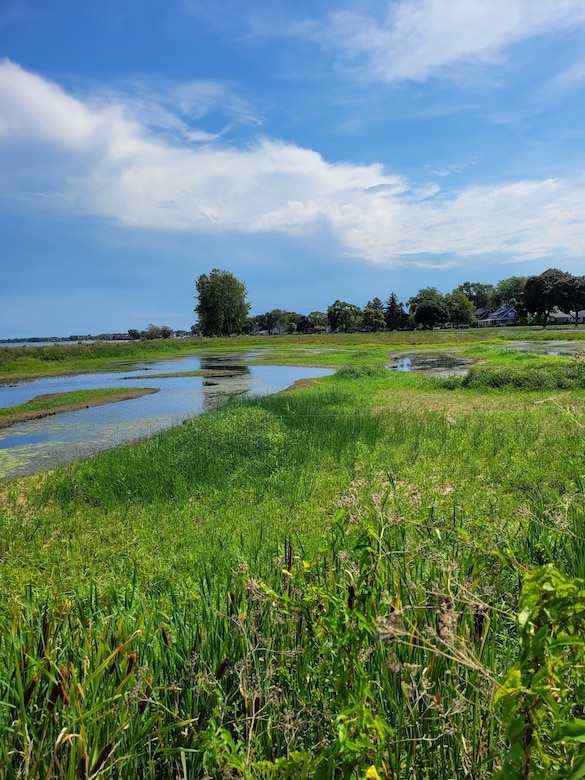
[193,268,585,336]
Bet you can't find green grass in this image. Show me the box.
[2,340,585,776]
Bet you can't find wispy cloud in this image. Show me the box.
[1,60,585,267]
[545,57,585,94]
[181,1,585,85]
[307,0,585,83]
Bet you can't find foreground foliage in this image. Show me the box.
[2,345,585,777]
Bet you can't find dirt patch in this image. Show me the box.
[0,388,159,430]
[277,378,319,393]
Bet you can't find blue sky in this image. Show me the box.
[1,0,585,337]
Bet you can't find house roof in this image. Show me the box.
[490,306,517,318]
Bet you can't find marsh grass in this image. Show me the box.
[2,351,585,777]
[3,326,585,378]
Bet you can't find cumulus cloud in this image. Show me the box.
[317,0,585,83]
[1,60,585,266]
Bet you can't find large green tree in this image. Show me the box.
[407,287,448,329]
[456,281,495,309]
[560,275,585,327]
[445,289,476,327]
[523,268,572,328]
[491,276,527,309]
[327,300,361,332]
[362,306,385,331]
[194,269,250,336]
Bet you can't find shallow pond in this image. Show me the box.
[0,353,333,479]
[387,352,473,377]
[498,341,585,357]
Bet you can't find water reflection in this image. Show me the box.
[387,352,472,377]
[499,341,585,357]
[0,353,332,479]
[200,355,252,411]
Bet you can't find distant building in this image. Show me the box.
[549,310,585,326]
[477,306,518,327]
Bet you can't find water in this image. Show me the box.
[0,353,333,479]
[387,352,473,377]
[498,341,585,357]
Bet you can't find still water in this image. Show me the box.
[387,352,473,377]
[0,353,333,479]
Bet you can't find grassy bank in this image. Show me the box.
[0,388,159,429]
[2,338,585,777]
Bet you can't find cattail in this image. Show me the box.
[24,675,38,708]
[161,625,170,647]
[78,752,88,780]
[348,584,356,610]
[59,680,70,706]
[91,742,114,775]
[138,677,152,713]
[48,669,63,711]
[48,681,60,710]
[215,657,230,680]
[474,604,488,642]
[127,652,136,675]
[48,668,70,710]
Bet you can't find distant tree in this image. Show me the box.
[523,268,572,329]
[127,329,140,340]
[384,293,408,330]
[491,276,528,309]
[308,311,328,329]
[195,269,250,336]
[366,297,385,311]
[457,281,495,309]
[445,289,476,327]
[265,309,287,331]
[287,312,302,329]
[407,286,444,310]
[160,325,173,339]
[407,287,448,328]
[145,324,162,340]
[362,307,386,331]
[297,316,312,333]
[414,302,448,329]
[327,300,361,332]
[560,275,585,327]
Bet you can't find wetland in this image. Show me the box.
[3,330,585,778]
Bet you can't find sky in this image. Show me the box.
[1,1,585,338]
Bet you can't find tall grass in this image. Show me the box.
[442,357,585,391]
[2,362,585,776]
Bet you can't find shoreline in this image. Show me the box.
[0,388,159,430]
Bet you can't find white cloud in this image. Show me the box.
[320,0,585,83]
[1,60,585,267]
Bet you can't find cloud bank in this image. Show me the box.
[1,59,585,266]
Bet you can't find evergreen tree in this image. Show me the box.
[384,293,407,330]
